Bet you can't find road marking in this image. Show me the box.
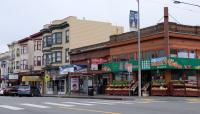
[21,103,50,108]
[0,105,24,110]
[63,102,94,106]
[59,107,121,114]
[44,102,74,107]
[188,102,200,103]
[151,101,169,103]
[133,101,152,103]
[86,101,115,105]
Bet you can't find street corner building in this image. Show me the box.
[68,14,200,97]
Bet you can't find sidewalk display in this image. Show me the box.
[151,80,168,96]
[105,80,132,96]
[170,80,199,97]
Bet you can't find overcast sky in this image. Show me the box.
[0,0,199,53]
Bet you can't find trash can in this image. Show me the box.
[88,86,94,96]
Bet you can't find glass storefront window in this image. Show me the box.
[171,70,183,80]
[151,70,164,80]
[185,70,197,82]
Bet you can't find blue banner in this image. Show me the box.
[129,10,138,30]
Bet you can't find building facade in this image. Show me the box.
[41,16,123,95]
[0,52,10,88]
[69,8,200,97]
[7,32,43,93]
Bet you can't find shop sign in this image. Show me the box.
[59,65,74,74]
[71,78,79,91]
[102,57,200,72]
[125,63,132,72]
[167,57,200,69]
[60,64,88,74]
[91,58,107,64]
[9,74,18,80]
[151,57,168,69]
[91,64,98,70]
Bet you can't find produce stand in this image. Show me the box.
[151,80,168,96]
[170,80,200,97]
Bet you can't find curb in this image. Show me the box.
[42,95,123,100]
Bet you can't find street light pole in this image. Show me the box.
[173,0,200,8]
[137,0,142,97]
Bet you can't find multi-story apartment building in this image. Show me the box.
[41,16,123,95]
[7,32,43,92]
[7,41,21,86]
[17,32,43,90]
[0,52,10,88]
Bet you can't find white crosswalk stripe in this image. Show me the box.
[0,105,24,111]
[21,103,50,108]
[63,102,95,106]
[44,102,74,107]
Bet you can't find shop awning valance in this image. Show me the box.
[102,57,200,72]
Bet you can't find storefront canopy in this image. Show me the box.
[102,57,200,72]
[22,76,41,82]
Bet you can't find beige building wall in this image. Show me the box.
[66,16,123,49]
[42,16,124,66]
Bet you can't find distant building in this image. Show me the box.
[0,52,10,88]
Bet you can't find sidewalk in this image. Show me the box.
[42,94,200,101]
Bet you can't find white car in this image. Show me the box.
[0,88,5,95]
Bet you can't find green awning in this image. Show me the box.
[101,57,200,72]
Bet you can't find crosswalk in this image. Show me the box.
[0,99,199,111]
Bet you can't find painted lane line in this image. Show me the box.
[86,101,115,105]
[188,102,200,104]
[151,101,169,103]
[0,105,24,111]
[63,102,94,106]
[44,102,74,107]
[21,103,50,108]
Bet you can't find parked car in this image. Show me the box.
[18,85,41,97]
[4,86,18,96]
[0,88,5,96]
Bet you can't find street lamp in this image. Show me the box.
[173,0,200,8]
[137,0,142,97]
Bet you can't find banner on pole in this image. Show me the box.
[129,10,138,31]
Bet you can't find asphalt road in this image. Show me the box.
[0,96,200,114]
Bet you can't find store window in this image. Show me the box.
[170,49,178,57]
[58,80,65,92]
[151,70,164,80]
[171,70,183,80]
[185,70,197,82]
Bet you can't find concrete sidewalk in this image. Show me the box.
[42,94,200,101]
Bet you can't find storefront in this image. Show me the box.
[45,69,67,95]
[59,64,88,95]
[102,57,200,96]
